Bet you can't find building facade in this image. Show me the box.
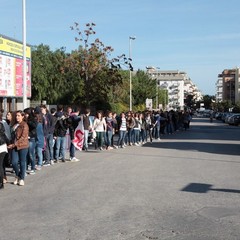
[216,75,223,102]
[146,67,202,110]
[217,68,240,104]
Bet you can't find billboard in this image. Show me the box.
[0,35,31,97]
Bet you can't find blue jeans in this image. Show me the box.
[44,134,54,163]
[117,130,127,147]
[55,136,66,160]
[69,142,75,158]
[12,148,28,180]
[84,130,89,150]
[106,130,113,147]
[127,128,134,144]
[154,125,160,139]
[96,132,104,148]
[134,129,140,143]
[140,129,146,142]
[28,138,36,170]
[36,146,43,166]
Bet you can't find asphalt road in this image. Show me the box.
[1,117,240,240]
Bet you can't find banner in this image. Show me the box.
[0,35,31,97]
[72,120,84,151]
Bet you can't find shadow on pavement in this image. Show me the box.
[181,183,240,194]
[143,141,240,156]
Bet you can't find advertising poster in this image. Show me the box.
[0,35,31,98]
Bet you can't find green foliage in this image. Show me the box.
[31,45,68,104]
[202,95,215,109]
[133,104,146,112]
[31,22,158,110]
[132,70,156,106]
[109,102,128,114]
[31,44,53,101]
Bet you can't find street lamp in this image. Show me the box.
[156,67,160,109]
[129,36,136,111]
[22,0,27,109]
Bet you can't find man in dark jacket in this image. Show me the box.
[67,107,81,161]
[54,106,68,163]
[40,105,55,166]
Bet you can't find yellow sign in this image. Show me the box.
[0,36,31,59]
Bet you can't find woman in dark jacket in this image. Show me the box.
[8,110,29,186]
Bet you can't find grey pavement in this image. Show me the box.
[1,118,240,240]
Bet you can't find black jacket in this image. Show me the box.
[26,117,37,139]
[54,117,68,137]
[0,122,9,145]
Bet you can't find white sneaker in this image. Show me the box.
[50,160,55,165]
[70,157,80,162]
[18,179,25,186]
[28,170,36,175]
[13,177,18,185]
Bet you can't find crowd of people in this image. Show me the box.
[0,105,192,189]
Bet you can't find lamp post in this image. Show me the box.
[22,0,27,109]
[156,67,160,109]
[129,36,136,111]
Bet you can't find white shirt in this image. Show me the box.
[119,118,127,131]
[93,118,106,132]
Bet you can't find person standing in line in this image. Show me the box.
[153,111,160,140]
[126,112,136,146]
[40,105,54,166]
[133,112,140,146]
[117,112,127,148]
[8,111,29,186]
[54,112,68,163]
[34,112,44,170]
[67,107,81,161]
[145,112,154,143]
[82,108,91,152]
[105,111,114,150]
[24,108,37,175]
[1,111,11,184]
[111,112,118,148]
[0,113,9,189]
[139,112,146,144]
[93,111,106,151]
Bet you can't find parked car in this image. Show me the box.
[215,112,223,120]
[222,112,233,123]
[225,113,235,124]
[228,114,240,126]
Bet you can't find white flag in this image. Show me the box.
[72,120,84,151]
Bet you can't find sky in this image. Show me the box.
[1,0,240,95]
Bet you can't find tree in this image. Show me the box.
[202,95,215,109]
[31,45,68,104]
[66,22,128,107]
[31,44,54,101]
[132,70,156,108]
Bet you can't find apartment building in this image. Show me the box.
[146,67,202,110]
[216,75,223,102]
[217,68,240,104]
